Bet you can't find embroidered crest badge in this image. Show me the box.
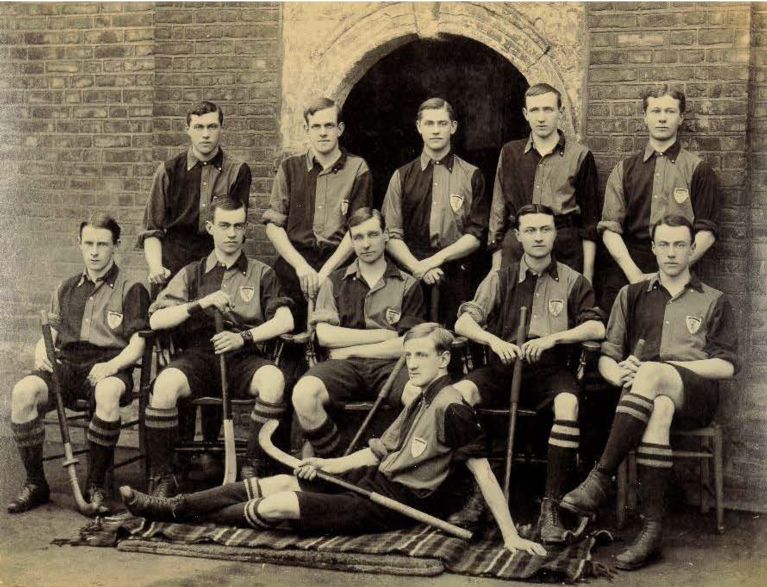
[686,315,702,335]
[341,199,349,216]
[385,307,401,325]
[106,311,123,330]
[548,299,564,317]
[673,187,690,204]
[450,193,464,213]
[411,436,428,458]
[240,287,255,303]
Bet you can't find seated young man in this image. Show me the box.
[446,204,605,542]
[146,197,295,494]
[560,215,739,570]
[8,214,150,515]
[291,208,426,458]
[120,323,547,557]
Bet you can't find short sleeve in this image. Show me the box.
[261,160,290,228]
[567,274,606,327]
[397,278,426,334]
[149,265,192,315]
[122,282,151,339]
[598,161,626,236]
[576,150,600,242]
[442,402,489,461]
[457,270,500,326]
[310,278,340,327]
[381,170,404,240]
[259,267,295,321]
[463,168,488,241]
[601,285,630,362]
[690,160,719,238]
[704,295,739,374]
[137,162,170,247]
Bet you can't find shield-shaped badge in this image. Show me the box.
[106,311,123,330]
[341,199,349,216]
[411,436,428,458]
[686,315,702,335]
[450,193,464,213]
[674,187,689,204]
[240,286,255,303]
[548,299,564,317]
[385,307,401,325]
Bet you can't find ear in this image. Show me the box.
[513,228,520,241]
[449,120,458,135]
[337,121,345,137]
[383,228,390,243]
[113,238,121,250]
[522,107,529,121]
[689,239,696,253]
[205,220,214,236]
[651,240,657,255]
[439,350,451,369]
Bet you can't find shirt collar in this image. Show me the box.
[518,256,559,283]
[204,250,248,275]
[421,374,453,405]
[78,262,119,288]
[524,130,567,156]
[305,148,348,173]
[645,272,704,293]
[642,139,681,163]
[420,149,455,173]
[187,147,224,171]
[343,258,403,281]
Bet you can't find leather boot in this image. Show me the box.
[149,473,179,498]
[120,486,188,522]
[560,466,610,516]
[538,497,569,544]
[615,518,663,570]
[447,482,487,527]
[85,484,111,516]
[7,482,50,514]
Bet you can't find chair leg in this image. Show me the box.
[617,459,628,529]
[700,436,711,514]
[713,427,725,534]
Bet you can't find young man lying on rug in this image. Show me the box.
[120,322,546,556]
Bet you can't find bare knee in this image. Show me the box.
[11,377,47,421]
[554,392,579,420]
[151,368,188,408]
[258,491,300,521]
[632,362,667,397]
[291,377,326,415]
[260,474,300,496]
[252,365,285,403]
[94,379,125,420]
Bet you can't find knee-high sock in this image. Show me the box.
[12,417,46,486]
[302,416,342,458]
[598,393,655,474]
[545,419,580,499]
[86,415,121,488]
[184,477,261,515]
[145,406,178,477]
[246,399,287,462]
[636,441,673,521]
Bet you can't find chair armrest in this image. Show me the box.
[138,329,155,339]
[280,331,314,346]
[580,340,601,354]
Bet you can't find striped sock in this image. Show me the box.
[87,415,121,488]
[243,498,279,530]
[145,406,179,477]
[598,393,654,474]
[246,399,287,462]
[636,442,673,521]
[12,417,46,486]
[545,419,580,498]
[303,417,342,458]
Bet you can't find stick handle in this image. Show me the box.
[40,311,71,445]
[214,312,231,421]
[632,339,646,361]
[503,306,528,500]
[430,284,440,323]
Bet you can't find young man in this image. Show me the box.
[120,323,547,557]
[138,100,252,450]
[291,208,426,458]
[488,83,599,283]
[146,198,295,494]
[8,215,150,515]
[561,215,738,570]
[381,98,488,327]
[598,86,719,312]
[262,97,373,329]
[446,204,605,542]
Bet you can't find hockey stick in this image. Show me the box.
[40,311,98,516]
[214,311,237,485]
[503,306,528,501]
[259,419,473,540]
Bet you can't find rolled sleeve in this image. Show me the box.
[381,170,404,240]
[230,162,252,212]
[598,162,626,236]
[261,161,290,228]
[259,267,295,321]
[442,402,489,461]
[601,285,629,362]
[705,296,740,374]
[568,274,606,327]
[691,161,719,238]
[149,266,191,315]
[310,279,340,327]
[123,282,151,339]
[137,162,170,248]
[397,279,426,334]
[464,169,488,241]
[576,150,600,242]
[369,407,409,459]
[457,271,499,326]
[487,156,508,252]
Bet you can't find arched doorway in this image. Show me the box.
[342,34,530,209]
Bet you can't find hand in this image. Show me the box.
[34,342,54,373]
[422,267,445,285]
[148,265,172,285]
[626,268,655,285]
[296,264,320,299]
[412,255,443,281]
[200,290,231,313]
[489,338,521,365]
[88,360,119,386]
[521,336,557,363]
[504,535,547,557]
[211,331,245,355]
[294,457,345,479]
[618,354,642,389]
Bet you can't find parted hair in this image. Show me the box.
[347,207,385,231]
[417,97,456,122]
[208,197,246,223]
[514,203,556,229]
[186,101,223,126]
[641,85,686,114]
[525,83,562,108]
[303,97,343,125]
[404,322,455,354]
[651,214,694,242]
[79,213,121,243]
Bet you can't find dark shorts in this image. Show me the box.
[30,358,134,413]
[669,364,719,430]
[293,465,435,534]
[303,357,410,408]
[462,359,579,410]
[163,348,277,399]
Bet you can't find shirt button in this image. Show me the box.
[665,321,670,325]
[653,195,658,199]
[202,204,206,208]
[533,314,538,318]
[203,182,208,186]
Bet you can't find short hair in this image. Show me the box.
[186,101,223,126]
[347,207,385,232]
[651,214,694,242]
[79,213,121,243]
[417,97,456,122]
[525,83,562,109]
[515,204,556,229]
[642,85,686,114]
[404,322,455,354]
[303,97,343,125]
[208,197,246,223]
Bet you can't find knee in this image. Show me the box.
[252,366,285,402]
[291,377,324,414]
[650,395,675,427]
[11,378,44,412]
[258,491,298,521]
[152,368,186,407]
[633,362,666,395]
[94,380,124,417]
[554,392,579,420]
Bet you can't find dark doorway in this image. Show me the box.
[343,35,530,209]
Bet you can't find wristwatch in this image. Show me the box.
[240,330,254,345]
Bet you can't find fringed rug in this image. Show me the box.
[55,513,614,583]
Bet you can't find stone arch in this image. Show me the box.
[280,2,582,150]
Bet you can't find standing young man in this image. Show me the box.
[448,205,605,540]
[146,198,295,493]
[262,97,373,329]
[120,323,547,558]
[561,215,738,570]
[488,83,599,283]
[8,215,150,515]
[598,86,719,312]
[381,98,488,327]
[291,208,426,458]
